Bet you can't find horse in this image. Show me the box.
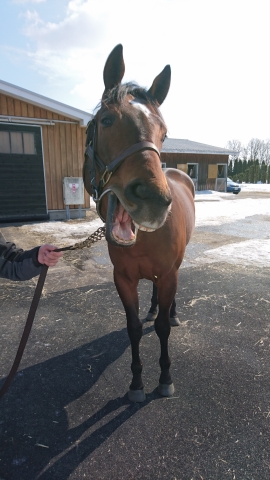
[83,44,195,402]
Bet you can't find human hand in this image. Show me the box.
[38,244,63,266]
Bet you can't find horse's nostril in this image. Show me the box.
[134,183,149,200]
[125,179,172,206]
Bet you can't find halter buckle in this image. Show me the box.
[100,169,113,188]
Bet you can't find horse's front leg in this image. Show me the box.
[155,272,178,397]
[114,272,145,403]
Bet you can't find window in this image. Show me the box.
[161,162,166,169]
[0,131,10,153]
[0,130,36,154]
[187,164,198,179]
[217,164,226,178]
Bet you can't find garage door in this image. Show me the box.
[0,124,48,221]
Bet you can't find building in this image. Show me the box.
[161,138,237,191]
[1,79,236,222]
[0,79,93,222]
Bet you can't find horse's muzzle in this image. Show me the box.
[124,178,172,208]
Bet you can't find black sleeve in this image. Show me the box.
[0,238,42,281]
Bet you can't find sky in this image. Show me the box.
[1,0,270,148]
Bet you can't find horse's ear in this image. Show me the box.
[103,44,125,93]
[147,65,171,106]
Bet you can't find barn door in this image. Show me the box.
[0,124,48,221]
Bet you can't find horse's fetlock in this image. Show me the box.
[159,371,172,386]
[159,356,171,372]
[131,362,143,376]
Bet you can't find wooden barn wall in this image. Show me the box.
[0,93,90,210]
[161,152,229,190]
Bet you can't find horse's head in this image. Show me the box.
[83,44,172,246]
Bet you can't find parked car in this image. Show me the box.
[227,178,241,194]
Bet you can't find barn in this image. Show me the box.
[161,138,236,191]
[1,79,236,222]
[0,79,92,222]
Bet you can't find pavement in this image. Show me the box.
[0,192,270,480]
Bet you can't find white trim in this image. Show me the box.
[0,79,93,126]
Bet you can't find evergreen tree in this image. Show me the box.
[228,160,233,177]
[238,173,244,183]
[244,168,249,182]
[249,164,255,183]
[261,164,267,183]
[267,165,270,183]
[238,159,243,173]
[254,164,260,183]
[233,159,239,175]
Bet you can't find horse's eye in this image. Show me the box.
[100,116,114,127]
[162,134,167,143]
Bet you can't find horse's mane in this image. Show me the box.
[94,82,160,112]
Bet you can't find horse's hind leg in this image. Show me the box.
[170,298,180,326]
[155,273,177,397]
[145,283,158,321]
[114,272,145,403]
[147,284,179,327]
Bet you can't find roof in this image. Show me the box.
[162,138,238,156]
[0,79,93,126]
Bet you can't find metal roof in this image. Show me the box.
[162,138,238,156]
[0,79,93,126]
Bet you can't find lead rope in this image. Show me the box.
[0,225,106,400]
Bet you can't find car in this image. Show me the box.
[227,178,241,194]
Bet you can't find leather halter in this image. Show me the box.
[84,119,161,220]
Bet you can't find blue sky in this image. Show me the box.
[1,0,270,148]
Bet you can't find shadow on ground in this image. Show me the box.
[1,264,270,479]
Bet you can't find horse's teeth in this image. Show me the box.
[133,221,156,232]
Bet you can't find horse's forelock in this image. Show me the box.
[94,83,159,113]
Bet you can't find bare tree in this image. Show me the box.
[226,139,242,155]
[246,138,262,161]
[263,139,270,165]
[227,138,270,164]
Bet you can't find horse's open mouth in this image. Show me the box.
[106,192,156,246]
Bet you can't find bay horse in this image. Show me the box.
[83,44,195,402]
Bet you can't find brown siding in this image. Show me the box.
[0,93,90,210]
[161,152,229,190]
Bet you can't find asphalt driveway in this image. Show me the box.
[0,192,270,480]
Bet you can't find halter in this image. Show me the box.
[84,118,161,221]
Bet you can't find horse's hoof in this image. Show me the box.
[170,316,180,326]
[158,382,175,397]
[145,312,157,322]
[128,388,146,402]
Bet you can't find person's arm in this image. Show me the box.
[0,239,62,281]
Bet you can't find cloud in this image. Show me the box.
[22,1,108,50]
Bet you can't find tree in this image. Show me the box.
[254,164,260,183]
[228,160,233,177]
[261,163,267,183]
[249,164,255,183]
[246,138,262,161]
[244,168,249,182]
[226,139,242,154]
[267,165,270,183]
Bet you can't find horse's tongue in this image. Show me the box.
[112,203,135,242]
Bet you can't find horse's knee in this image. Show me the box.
[127,323,142,343]
[155,319,170,340]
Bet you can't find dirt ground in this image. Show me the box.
[0,190,270,480]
